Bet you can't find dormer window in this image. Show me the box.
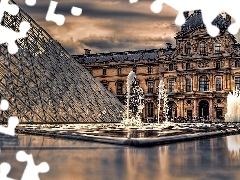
[185,42,191,55]
[215,42,221,53]
[200,42,206,54]
[117,67,121,75]
[169,64,174,71]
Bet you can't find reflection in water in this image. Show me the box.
[1,134,240,180]
[227,135,240,159]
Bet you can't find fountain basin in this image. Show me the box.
[15,122,240,147]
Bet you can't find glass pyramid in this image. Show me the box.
[0,0,124,123]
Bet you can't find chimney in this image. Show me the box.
[225,13,231,26]
[183,11,189,19]
[84,49,91,55]
[194,10,201,14]
[166,43,172,49]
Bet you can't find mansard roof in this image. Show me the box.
[73,47,175,64]
[177,10,229,37]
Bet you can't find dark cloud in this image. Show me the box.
[72,34,175,54]
[15,0,176,22]
[17,0,235,54]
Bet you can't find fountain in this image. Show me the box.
[157,79,169,123]
[225,87,240,122]
[121,71,144,127]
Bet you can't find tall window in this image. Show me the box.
[186,63,191,70]
[199,75,209,91]
[133,66,137,73]
[147,81,154,93]
[215,42,221,53]
[185,42,191,55]
[169,64,174,71]
[235,60,240,67]
[117,67,121,75]
[103,68,106,75]
[186,78,192,92]
[200,42,206,54]
[147,102,154,117]
[168,79,175,93]
[216,61,221,69]
[216,77,222,91]
[235,77,240,89]
[101,81,108,89]
[148,66,153,74]
[117,83,123,95]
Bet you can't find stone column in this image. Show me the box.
[194,99,197,116]
[176,99,180,117]
[209,99,213,118]
[182,99,185,117]
[195,75,198,91]
[180,75,183,90]
[211,74,214,91]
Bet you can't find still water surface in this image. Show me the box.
[0,134,240,180]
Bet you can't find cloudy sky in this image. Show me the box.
[14,0,240,55]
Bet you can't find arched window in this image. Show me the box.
[185,42,191,55]
[117,67,121,75]
[200,42,206,54]
[235,60,240,67]
[215,42,221,53]
[199,75,209,91]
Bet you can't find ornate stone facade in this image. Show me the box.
[73,11,240,122]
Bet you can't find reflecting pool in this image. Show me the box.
[1,134,240,180]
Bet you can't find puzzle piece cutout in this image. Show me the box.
[0,99,9,111]
[46,0,82,26]
[25,0,36,6]
[16,151,50,180]
[0,116,19,136]
[0,99,19,136]
[0,22,30,54]
[0,0,31,54]
[0,163,16,180]
[130,0,240,37]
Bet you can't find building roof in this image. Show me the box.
[72,48,176,64]
[178,10,229,36]
[73,11,238,64]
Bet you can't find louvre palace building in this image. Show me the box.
[73,10,240,122]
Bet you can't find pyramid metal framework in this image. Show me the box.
[0,0,124,123]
